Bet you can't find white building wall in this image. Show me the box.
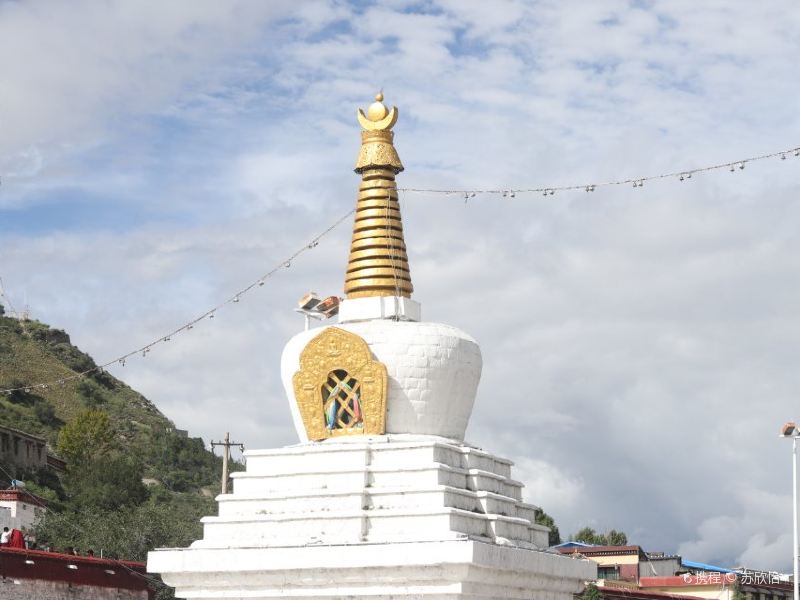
[0,579,147,600]
[0,499,42,530]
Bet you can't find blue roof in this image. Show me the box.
[682,560,735,574]
[550,541,596,549]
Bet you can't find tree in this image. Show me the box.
[67,454,148,511]
[76,379,107,408]
[534,508,562,546]
[582,583,603,600]
[574,526,601,544]
[572,526,629,546]
[731,580,746,600]
[606,529,627,546]
[34,401,62,428]
[57,409,114,467]
[57,410,150,511]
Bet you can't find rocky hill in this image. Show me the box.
[0,309,221,494]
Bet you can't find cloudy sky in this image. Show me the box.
[2,0,800,570]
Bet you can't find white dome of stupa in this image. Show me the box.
[281,316,482,443]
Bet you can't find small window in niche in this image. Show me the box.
[321,369,363,431]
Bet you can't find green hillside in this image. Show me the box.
[0,308,228,598]
[0,312,221,491]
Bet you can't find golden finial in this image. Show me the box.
[344,93,413,299]
[367,92,388,121]
[357,91,398,131]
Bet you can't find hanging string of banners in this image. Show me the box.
[398,145,800,197]
[0,208,356,395]
[2,143,799,395]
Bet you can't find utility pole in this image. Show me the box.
[211,432,244,494]
[780,421,799,600]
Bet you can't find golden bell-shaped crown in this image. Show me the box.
[354,93,403,174]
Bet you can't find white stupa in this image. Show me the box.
[148,93,595,599]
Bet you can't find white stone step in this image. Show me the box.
[219,440,543,549]
[465,469,523,500]
[473,490,518,517]
[365,508,488,541]
[460,448,513,479]
[150,538,597,600]
[368,443,463,471]
[196,505,539,549]
[216,486,533,528]
[367,486,478,513]
[231,464,470,496]
[195,507,492,548]
[529,523,550,548]
[231,464,523,500]
[244,445,371,476]
[514,501,539,523]
[369,464,467,489]
[485,514,534,542]
[217,486,478,518]
[231,468,368,494]
[242,441,515,480]
[217,489,369,517]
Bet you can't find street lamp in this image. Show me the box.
[780,421,799,600]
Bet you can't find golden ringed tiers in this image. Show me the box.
[345,94,413,299]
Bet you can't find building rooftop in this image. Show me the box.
[646,552,682,561]
[598,585,706,600]
[0,487,49,507]
[0,424,47,444]
[0,546,151,594]
[680,560,735,574]
[556,544,645,557]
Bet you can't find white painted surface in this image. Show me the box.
[192,439,544,549]
[152,540,595,599]
[0,498,41,531]
[151,297,595,598]
[281,321,482,442]
[338,296,422,323]
[148,438,595,599]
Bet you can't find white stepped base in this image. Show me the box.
[148,438,595,598]
[150,539,596,600]
[207,439,539,548]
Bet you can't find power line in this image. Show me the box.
[397,144,800,198]
[0,208,355,395]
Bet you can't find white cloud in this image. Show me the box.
[679,485,793,570]
[0,0,298,193]
[513,456,584,515]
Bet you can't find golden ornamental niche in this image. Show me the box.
[292,327,387,441]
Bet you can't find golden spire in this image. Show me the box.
[344,93,413,299]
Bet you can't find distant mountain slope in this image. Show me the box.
[0,312,220,493]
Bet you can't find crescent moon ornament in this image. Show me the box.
[357,106,398,131]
